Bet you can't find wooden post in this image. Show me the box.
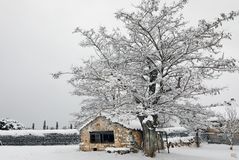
[196,128,200,147]
[166,132,170,153]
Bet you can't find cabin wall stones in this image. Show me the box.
[80,116,142,151]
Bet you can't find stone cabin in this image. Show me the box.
[79,116,143,151]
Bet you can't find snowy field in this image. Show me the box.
[0,144,238,160]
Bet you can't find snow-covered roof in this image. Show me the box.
[156,127,188,134]
[0,129,79,137]
[166,136,194,144]
[207,117,219,122]
[109,115,142,130]
[79,114,142,131]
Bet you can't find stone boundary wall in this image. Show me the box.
[206,132,239,145]
[0,130,79,145]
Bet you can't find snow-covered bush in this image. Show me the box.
[0,118,24,130]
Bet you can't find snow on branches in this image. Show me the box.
[54,0,238,149]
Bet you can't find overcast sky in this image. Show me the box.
[0,0,239,129]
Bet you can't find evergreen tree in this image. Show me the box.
[43,120,46,130]
[32,123,35,130]
[56,121,59,129]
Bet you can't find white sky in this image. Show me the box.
[0,0,239,129]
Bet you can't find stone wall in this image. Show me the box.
[207,132,239,145]
[80,116,142,151]
[0,131,79,145]
[206,128,239,145]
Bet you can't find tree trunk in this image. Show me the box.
[136,60,159,157]
[138,115,158,157]
[142,123,157,157]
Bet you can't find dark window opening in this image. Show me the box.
[90,131,114,143]
[90,132,101,143]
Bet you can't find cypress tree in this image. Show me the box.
[56,122,59,129]
[32,123,35,130]
[43,120,46,130]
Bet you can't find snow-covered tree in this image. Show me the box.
[0,118,24,130]
[53,0,238,157]
[219,99,239,150]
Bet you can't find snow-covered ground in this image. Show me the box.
[0,144,238,160]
